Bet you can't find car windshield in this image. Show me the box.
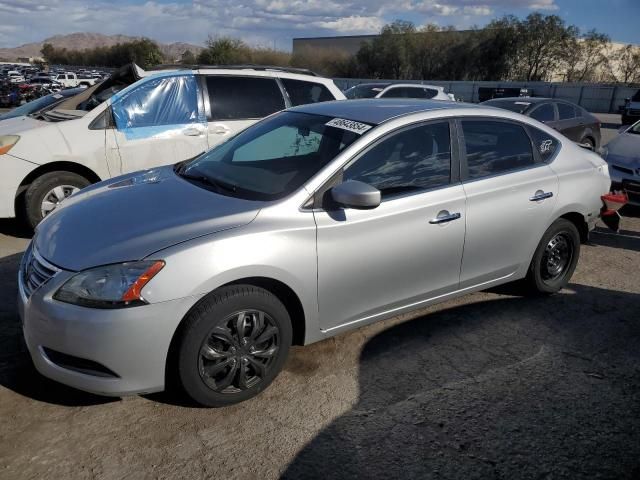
[0,93,66,120]
[628,121,640,135]
[483,99,531,113]
[345,85,386,99]
[632,90,640,102]
[176,111,365,201]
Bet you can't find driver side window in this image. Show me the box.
[344,122,451,198]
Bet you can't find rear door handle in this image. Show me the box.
[429,211,461,224]
[530,191,554,202]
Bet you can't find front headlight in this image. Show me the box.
[0,135,20,155]
[54,260,165,308]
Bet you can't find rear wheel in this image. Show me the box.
[23,171,90,229]
[526,219,580,294]
[176,285,292,407]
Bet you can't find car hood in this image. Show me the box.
[606,133,640,167]
[0,115,46,134]
[35,166,262,271]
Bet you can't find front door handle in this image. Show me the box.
[530,190,554,202]
[183,127,203,137]
[211,124,230,135]
[429,211,461,224]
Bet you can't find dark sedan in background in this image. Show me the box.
[481,97,601,151]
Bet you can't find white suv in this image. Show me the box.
[0,64,345,227]
[345,83,451,101]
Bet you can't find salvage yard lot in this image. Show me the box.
[0,114,639,480]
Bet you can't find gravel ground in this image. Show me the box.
[0,113,638,480]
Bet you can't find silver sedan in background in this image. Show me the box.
[602,120,640,205]
[18,99,611,407]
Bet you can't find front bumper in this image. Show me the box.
[18,258,204,396]
[0,153,38,218]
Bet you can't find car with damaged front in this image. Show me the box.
[601,120,640,205]
[19,99,612,407]
[0,64,344,228]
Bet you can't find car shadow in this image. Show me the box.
[0,251,115,407]
[0,219,32,239]
[281,284,640,479]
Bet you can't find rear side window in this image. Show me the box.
[557,103,576,120]
[344,121,451,197]
[462,121,535,179]
[281,79,334,106]
[206,76,284,120]
[528,127,560,163]
[381,87,433,99]
[530,103,555,123]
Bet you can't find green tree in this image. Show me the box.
[40,43,56,63]
[180,49,196,65]
[197,36,250,64]
[512,13,575,81]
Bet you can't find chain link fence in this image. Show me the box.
[333,78,640,113]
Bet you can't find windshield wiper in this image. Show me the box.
[176,170,238,194]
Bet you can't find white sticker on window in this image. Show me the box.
[326,118,373,135]
[540,139,553,153]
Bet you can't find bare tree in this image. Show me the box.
[562,30,610,82]
[612,44,640,84]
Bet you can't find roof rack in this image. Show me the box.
[146,64,320,77]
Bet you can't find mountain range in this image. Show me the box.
[0,33,204,62]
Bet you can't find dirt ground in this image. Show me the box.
[0,114,639,480]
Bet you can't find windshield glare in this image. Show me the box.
[179,112,364,201]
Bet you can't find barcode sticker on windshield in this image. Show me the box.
[326,118,372,135]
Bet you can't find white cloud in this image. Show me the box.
[0,0,560,49]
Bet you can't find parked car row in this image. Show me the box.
[1,68,628,229]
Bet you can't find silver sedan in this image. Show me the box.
[18,99,611,406]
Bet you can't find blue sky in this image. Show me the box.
[1,0,638,49]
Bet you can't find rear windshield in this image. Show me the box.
[176,111,366,201]
[345,84,387,99]
[483,99,531,113]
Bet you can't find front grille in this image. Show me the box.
[20,244,59,298]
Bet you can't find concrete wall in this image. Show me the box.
[333,78,639,113]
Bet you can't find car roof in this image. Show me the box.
[350,83,442,90]
[290,98,475,125]
[484,97,551,104]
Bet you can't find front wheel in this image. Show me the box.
[526,219,580,294]
[176,286,292,407]
[23,171,90,229]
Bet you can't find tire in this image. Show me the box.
[23,171,90,229]
[526,219,580,294]
[176,285,292,407]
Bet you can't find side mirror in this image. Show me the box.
[331,180,381,210]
